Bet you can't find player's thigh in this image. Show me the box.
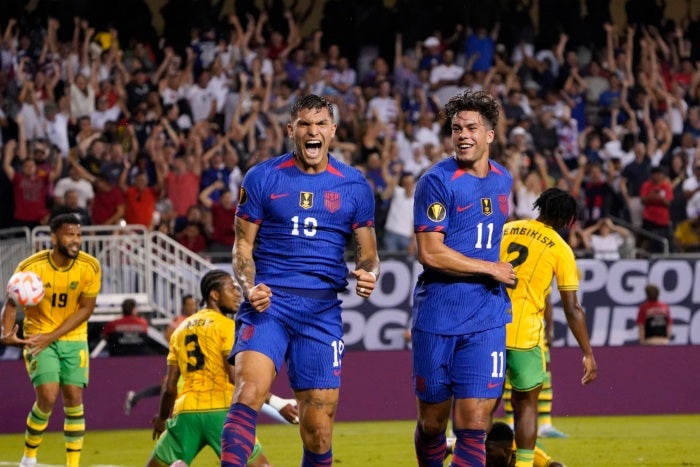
[411,329,458,403]
[152,413,203,465]
[295,388,340,423]
[452,326,506,399]
[24,342,61,386]
[56,341,90,387]
[506,345,546,392]
[284,295,344,391]
[232,301,290,373]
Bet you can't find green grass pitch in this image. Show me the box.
[0,415,698,466]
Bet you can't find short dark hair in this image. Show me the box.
[50,213,81,232]
[442,90,500,130]
[121,298,137,315]
[534,187,579,229]
[291,94,334,121]
[645,284,660,301]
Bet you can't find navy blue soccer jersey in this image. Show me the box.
[412,157,513,335]
[236,153,375,291]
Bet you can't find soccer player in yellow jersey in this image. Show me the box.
[500,188,597,467]
[147,270,298,467]
[1,214,101,467]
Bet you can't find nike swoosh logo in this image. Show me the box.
[270,193,290,200]
[457,204,473,212]
[487,381,500,389]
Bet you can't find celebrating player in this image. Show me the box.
[1,214,101,467]
[411,90,515,465]
[221,94,380,466]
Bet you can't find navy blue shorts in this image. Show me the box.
[231,287,344,391]
[412,326,506,403]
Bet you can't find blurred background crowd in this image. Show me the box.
[1,0,700,260]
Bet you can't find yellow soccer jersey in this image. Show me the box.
[501,219,579,350]
[17,250,101,341]
[168,309,235,415]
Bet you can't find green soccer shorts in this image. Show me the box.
[24,340,89,387]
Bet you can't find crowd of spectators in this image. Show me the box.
[2,1,700,259]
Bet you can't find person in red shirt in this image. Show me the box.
[175,222,208,253]
[636,284,672,345]
[119,159,162,229]
[3,140,51,228]
[100,298,151,356]
[640,166,674,253]
[199,180,236,256]
[91,174,125,227]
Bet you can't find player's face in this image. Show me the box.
[288,107,336,173]
[52,223,82,260]
[217,276,242,315]
[451,110,494,168]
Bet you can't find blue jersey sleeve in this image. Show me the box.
[414,169,452,234]
[352,177,376,229]
[236,164,265,224]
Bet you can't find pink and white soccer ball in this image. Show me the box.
[6,271,45,306]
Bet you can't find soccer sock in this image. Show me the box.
[538,369,553,427]
[24,402,52,459]
[414,423,446,467]
[450,428,486,467]
[64,404,85,467]
[514,448,535,467]
[503,375,514,426]
[221,403,257,467]
[301,448,333,467]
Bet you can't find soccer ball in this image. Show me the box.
[6,271,45,306]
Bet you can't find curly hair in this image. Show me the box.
[442,90,500,130]
[533,187,579,229]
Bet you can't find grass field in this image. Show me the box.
[1,415,699,467]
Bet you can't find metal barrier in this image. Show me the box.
[0,227,32,290]
[0,225,217,327]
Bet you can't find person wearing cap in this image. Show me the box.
[419,36,443,71]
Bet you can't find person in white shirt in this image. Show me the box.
[90,94,123,131]
[581,217,631,260]
[381,171,416,255]
[53,163,95,209]
[429,49,464,92]
[187,70,217,123]
[42,101,70,158]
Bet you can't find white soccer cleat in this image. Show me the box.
[538,424,569,438]
[19,456,37,467]
[124,390,136,415]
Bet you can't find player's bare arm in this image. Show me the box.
[560,290,598,385]
[25,295,97,356]
[233,217,272,312]
[152,364,180,440]
[351,226,380,298]
[0,300,28,346]
[416,231,516,285]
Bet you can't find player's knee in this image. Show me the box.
[233,381,269,409]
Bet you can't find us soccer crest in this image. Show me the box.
[299,192,313,209]
[324,191,340,213]
[481,198,493,216]
[498,194,509,215]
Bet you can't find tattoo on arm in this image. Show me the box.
[234,221,257,296]
[353,228,380,277]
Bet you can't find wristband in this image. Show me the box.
[269,394,294,412]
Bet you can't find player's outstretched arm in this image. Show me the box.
[560,290,598,385]
[268,394,299,424]
[416,232,516,285]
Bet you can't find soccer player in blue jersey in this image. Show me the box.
[221,94,380,467]
[412,90,516,466]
